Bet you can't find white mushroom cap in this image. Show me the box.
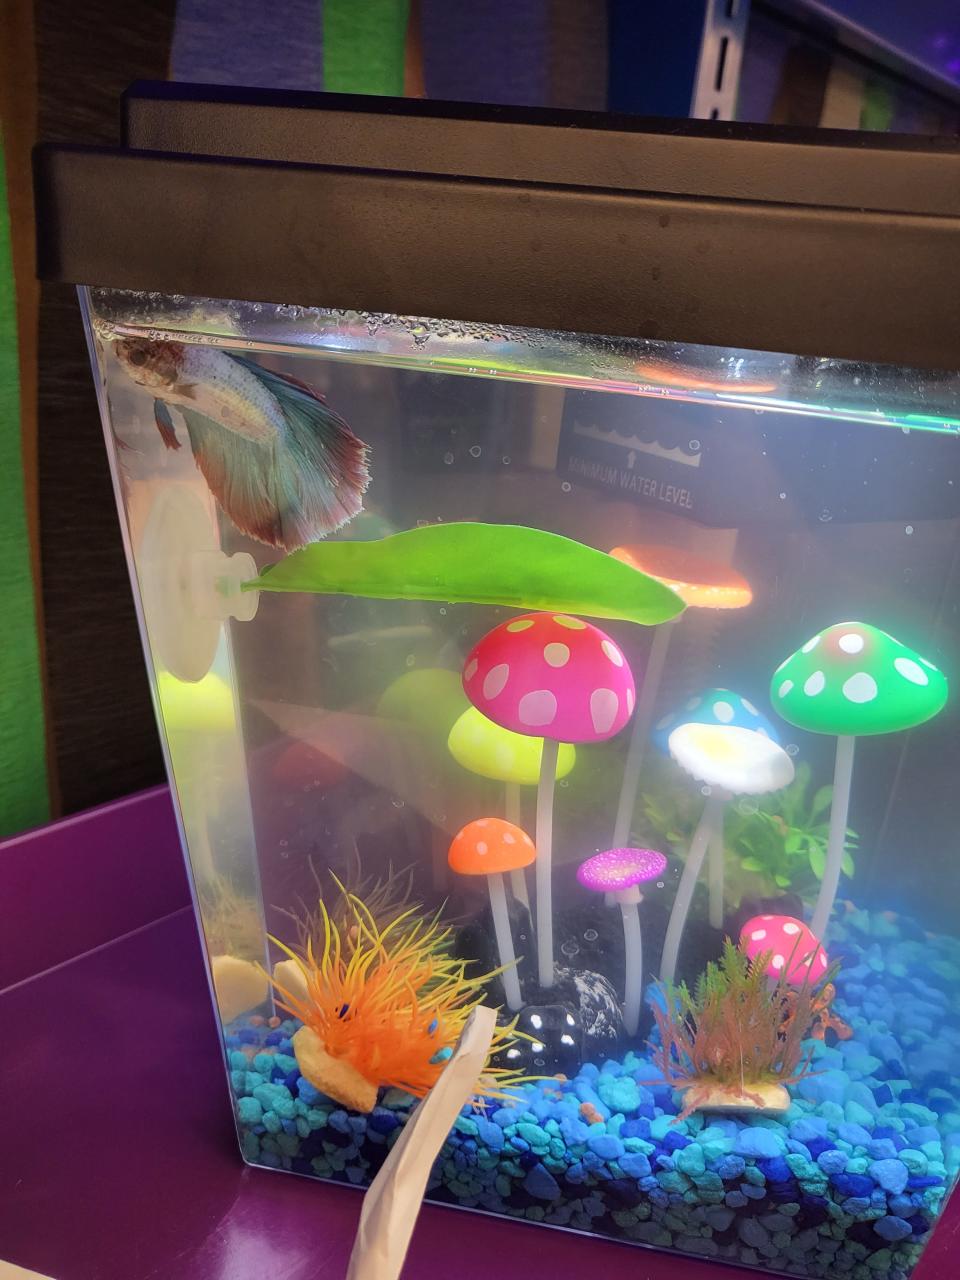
[668,722,795,796]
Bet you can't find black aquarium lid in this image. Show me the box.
[34,83,960,371]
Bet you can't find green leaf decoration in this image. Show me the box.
[841,850,856,877]
[774,874,791,888]
[810,785,834,822]
[741,856,764,872]
[809,846,827,880]
[246,523,686,625]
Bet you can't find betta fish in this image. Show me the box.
[113,338,370,551]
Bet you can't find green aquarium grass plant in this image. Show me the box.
[639,758,858,906]
[647,939,824,1119]
[244,522,686,626]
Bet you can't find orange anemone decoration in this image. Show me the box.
[610,544,754,847]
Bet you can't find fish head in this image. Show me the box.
[114,337,185,390]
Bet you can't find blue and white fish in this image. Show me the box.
[114,337,370,551]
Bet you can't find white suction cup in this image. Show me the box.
[138,485,259,682]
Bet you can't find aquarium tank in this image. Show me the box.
[34,84,960,1279]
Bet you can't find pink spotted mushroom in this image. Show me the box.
[739,914,828,986]
[577,847,667,1036]
[463,612,636,989]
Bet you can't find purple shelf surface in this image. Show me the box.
[2,791,959,1279]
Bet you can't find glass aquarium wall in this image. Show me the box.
[86,288,960,1279]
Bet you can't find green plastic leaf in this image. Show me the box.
[809,846,827,880]
[841,850,856,877]
[774,874,791,888]
[246,523,686,625]
[785,832,803,854]
[810,785,834,821]
[741,857,764,872]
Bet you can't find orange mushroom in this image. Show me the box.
[609,543,754,848]
[448,818,536,1012]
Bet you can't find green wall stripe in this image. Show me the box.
[0,134,49,835]
[323,0,410,95]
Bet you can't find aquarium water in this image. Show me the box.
[86,288,960,1280]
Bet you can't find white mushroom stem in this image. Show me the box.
[504,782,530,909]
[708,801,726,929]
[535,737,560,988]
[487,871,523,1012]
[660,790,726,985]
[612,620,674,848]
[811,734,856,941]
[607,885,644,1037]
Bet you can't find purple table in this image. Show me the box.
[1,789,958,1279]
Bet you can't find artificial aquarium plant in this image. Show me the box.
[648,937,828,1118]
[463,612,636,989]
[771,622,948,939]
[640,757,859,905]
[245,522,685,627]
[270,890,525,1114]
[576,847,667,1036]
[448,818,537,1012]
[608,545,753,849]
[447,705,575,906]
[660,722,795,985]
[653,689,780,927]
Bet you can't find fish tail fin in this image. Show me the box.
[154,399,181,450]
[232,357,370,547]
[179,365,369,551]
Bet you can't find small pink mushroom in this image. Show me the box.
[463,612,636,988]
[739,914,829,985]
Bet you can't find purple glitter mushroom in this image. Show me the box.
[576,847,667,1036]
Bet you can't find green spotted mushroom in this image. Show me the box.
[448,705,575,906]
[771,621,948,939]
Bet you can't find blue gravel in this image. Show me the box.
[230,907,960,1279]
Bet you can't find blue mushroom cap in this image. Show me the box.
[652,687,779,754]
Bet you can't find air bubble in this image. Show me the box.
[688,439,700,451]
[443,452,455,465]
[392,798,405,809]
[738,798,759,816]
[561,481,572,493]
[786,743,799,757]
[701,785,712,797]
[469,445,482,458]
[405,655,415,667]
[905,525,914,535]
[561,940,580,958]
[818,509,832,523]
[502,456,511,466]
[779,492,787,500]
[583,928,598,943]
[439,607,447,615]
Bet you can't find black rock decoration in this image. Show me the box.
[503,1003,584,1075]
[522,965,623,1048]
